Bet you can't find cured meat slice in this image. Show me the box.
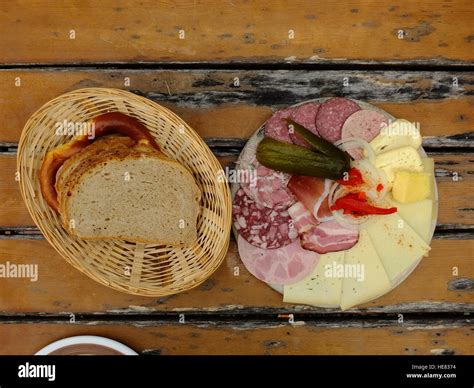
[341,110,389,159]
[316,97,360,143]
[233,189,298,249]
[301,219,359,254]
[237,235,319,285]
[240,163,295,209]
[288,202,358,254]
[316,197,333,222]
[237,135,294,209]
[264,108,293,143]
[287,175,333,222]
[289,102,320,147]
[288,202,318,234]
[264,103,320,147]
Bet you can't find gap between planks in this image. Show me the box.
[0,226,473,240]
[1,62,474,72]
[0,312,471,330]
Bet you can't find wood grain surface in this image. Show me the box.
[0,323,472,355]
[0,238,472,314]
[0,1,473,355]
[0,1,473,65]
[0,69,473,143]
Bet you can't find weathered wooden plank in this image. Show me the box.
[0,238,471,314]
[0,1,473,65]
[0,323,471,355]
[1,153,472,227]
[0,69,472,142]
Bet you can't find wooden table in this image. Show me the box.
[0,0,472,355]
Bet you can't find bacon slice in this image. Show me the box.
[301,220,359,254]
[288,201,359,254]
[288,201,318,233]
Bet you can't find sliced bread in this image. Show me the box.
[62,142,201,245]
[56,136,134,198]
[57,137,137,218]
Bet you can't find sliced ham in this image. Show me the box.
[287,175,333,222]
[237,235,319,285]
[301,220,359,254]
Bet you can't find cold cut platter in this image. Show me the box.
[231,98,438,310]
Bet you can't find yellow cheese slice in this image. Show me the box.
[365,213,431,282]
[283,251,344,307]
[374,146,424,187]
[387,194,433,243]
[340,230,391,311]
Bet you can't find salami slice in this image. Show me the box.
[316,97,360,143]
[289,102,320,147]
[264,108,293,143]
[237,235,319,285]
[233,189,298,249]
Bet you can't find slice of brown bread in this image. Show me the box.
[56,136,134,199]
[57,137,138,220]
[62,143,201,245]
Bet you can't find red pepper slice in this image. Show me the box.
[337,167,364,186]
[376,183,384,192]
[330,192,397,215]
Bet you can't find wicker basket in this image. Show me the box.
[17,88,231,296]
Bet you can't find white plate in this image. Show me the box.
[35,335,138,355]
[232,98,439,307]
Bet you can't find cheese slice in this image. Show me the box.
[370,119,422,155]
[283,251,344,307]
[340,230,391,311]
[365,213,431,282]
[387,194,433,243]
[374,146,424,187]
